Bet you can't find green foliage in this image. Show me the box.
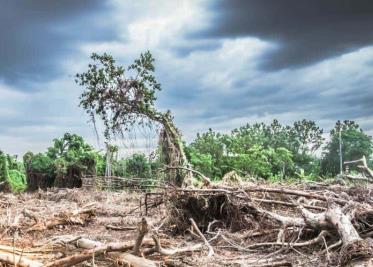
[112,153,158,179]
[0,150,27,192]
[7,170,27,192]
[76,51,162,138]
[187,129,226,179]
[188,150,214,178]
[25,133,102,189]
[47,133,98,173]
[321,120,373,175]
[187,119,324,180]
[125,153,152,178]
[24,152,54,174]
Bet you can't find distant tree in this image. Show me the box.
[188,119,323,179]
[321,120,373,175]
[187,129,227,179]
[125,153,151,178]
[289,119,324,154]
[24,133,101,190]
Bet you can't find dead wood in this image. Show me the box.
[45,237,156,267]
[151,234,204,256]
[4,183,373,266]
[251,197,325,211]
[163,166,211,186]
[244,186,348,205]
[26,208,94,232]
[325,204,373,266]
[133,217,149,255]
[245,230,329,249]
[107,252,159,267]
[345,156,373,179]
[0,251,43,267]
[190,218,214,257]
[105,224,137,231]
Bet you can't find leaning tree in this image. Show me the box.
[75,51,201,187]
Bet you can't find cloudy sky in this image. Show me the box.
[1,0,373,156]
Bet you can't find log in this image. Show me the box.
[299,206,331,229]
[152,234,204,256]
[345,156,373,179]
[108,252,158,267]
[325,204,361,245]
[0,251,43,267]
[245,230,329,249]
[177,186,348,205]
[45,237,157,267]
[325,204,373,266]
[27,208,94,232]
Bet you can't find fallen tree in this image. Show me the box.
[76,51,210,187]
[164,182,373,266]
[344,156,373,181]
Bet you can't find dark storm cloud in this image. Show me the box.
[195,0,373,70]
[0,0,115,87]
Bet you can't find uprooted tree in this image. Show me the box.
[76,51,198,187]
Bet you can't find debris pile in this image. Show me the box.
[1,182,373,266]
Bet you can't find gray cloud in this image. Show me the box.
[1,0,373,156]
[0,0,115,87]
[193,0,373,70]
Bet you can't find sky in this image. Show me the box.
[1,0,373,156]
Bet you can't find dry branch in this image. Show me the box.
[245,230,329,249]
[190,218,214,257]
[26,208,94,232]
[45,237,156,267]
[151,234,204,256]
[0,251,43,267]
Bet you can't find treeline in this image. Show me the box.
[0,119,372,192]
[187,119,373,180]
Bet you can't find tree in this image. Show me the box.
[76,52,193,186]
[24,133,101,190]
[322,120,373,176]
[289,119,324,154]
[125,153,151,178]
[187,129,227,179]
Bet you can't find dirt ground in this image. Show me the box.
[0,182,373,266]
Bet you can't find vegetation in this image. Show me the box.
[0,118,371,192]
[187,119,372,181]
[321,120,373,175]
[1,52,372,191]
[187,120,320,180]
[24,133,101,190]
[0,151,26,192]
